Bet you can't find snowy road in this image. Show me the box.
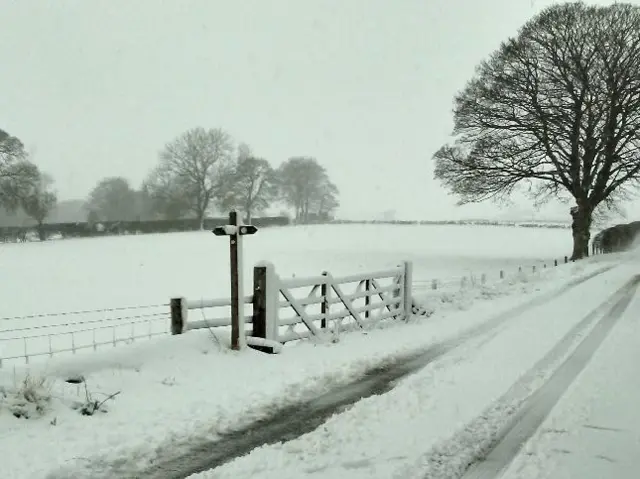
[461,274,640,479]
[500,276,640,479]
[134,265,616,479]
[184,264,639,479]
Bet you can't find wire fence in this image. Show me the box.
[411,257,565,296]
[0,257,567,367]
[0,303,170,367]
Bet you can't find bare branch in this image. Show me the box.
[433,2,640,259]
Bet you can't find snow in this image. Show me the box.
[0,224,628,478]
[499,274,640,479]
[187,260,638,479]
[0,224,569,318]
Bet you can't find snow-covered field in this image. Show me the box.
[0,223,570,313]
[0,224,568,367]
[2,223,630,479]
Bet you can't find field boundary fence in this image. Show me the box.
[170,261,412,354]
[1,255,570,366]
[0,303,170,368]
[412,256,570,294]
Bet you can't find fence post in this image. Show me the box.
[364,279,371,321]
[170,297,187,334]
[251,263,279,353]
[321,272,329,328]
[403,261,413,321]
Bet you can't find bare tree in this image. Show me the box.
[278,157,316,222]
[277,157,339,223]
[237,142,252,162]
[315,178,340,221]
[219,156,278,223]
[142,166,193,220]
[21,171,57,240]
[0,129,38,212]
[86,177,137,222]
[156,127,234,228]
[433,2,640,260]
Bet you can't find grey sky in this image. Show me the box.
[0,0,636,221]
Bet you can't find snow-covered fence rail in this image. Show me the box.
[171,261,414,353]
[0,303,170,367]
[169,296,253,334]
[412,256,569,293]
[269,262,412,344]
[0,256,571,367]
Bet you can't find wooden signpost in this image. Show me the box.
[212,211,258,350]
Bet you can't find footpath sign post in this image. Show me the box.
[212,211,257,350]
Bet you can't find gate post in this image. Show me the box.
[403,261,413,321]
[170,297,187,334]
[251,262,279,353]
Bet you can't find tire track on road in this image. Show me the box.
[95,265,617,479]
[465,274,640,479]
[406,273,640,479]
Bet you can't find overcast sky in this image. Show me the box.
[0,0,637,221]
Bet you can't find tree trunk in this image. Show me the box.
[570,204,592,261]
[197,211,205,230]
[37,222,46,241]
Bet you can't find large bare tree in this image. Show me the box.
[433,2,640,260]
[156,127,234,228]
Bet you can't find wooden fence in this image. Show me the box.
[0,257,571,366]
[170,261,413,353]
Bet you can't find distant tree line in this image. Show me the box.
[0,126,340,239]
[332,219,569,229]
[85,128,340,228]
[0,129,57,240]
[0,216,290,243]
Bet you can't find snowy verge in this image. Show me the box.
[189,262,637,479]
[392,271,637,479]
[499,278,640,479]
[0,257,622,479]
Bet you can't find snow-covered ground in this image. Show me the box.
[0,223,569,316]
[188,260,638,479]
[0,223,568,366]
[0,224,623,478]
[500,276,640,479]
